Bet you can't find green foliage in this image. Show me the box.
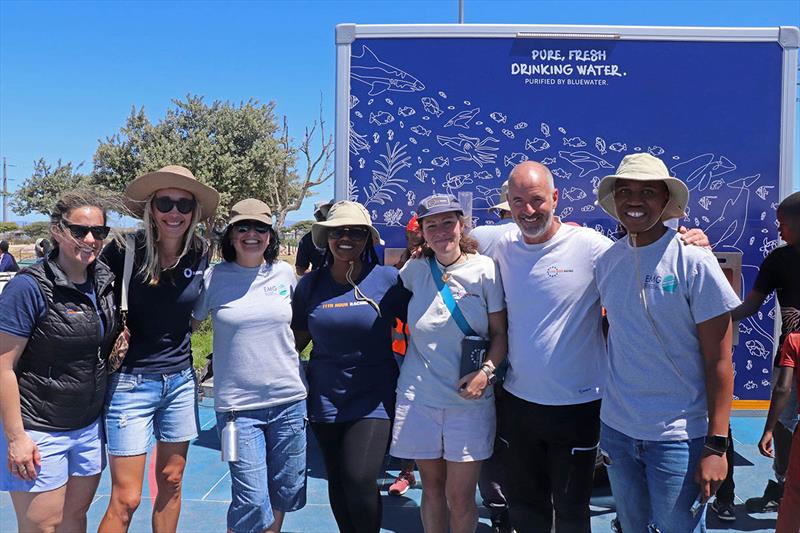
[11,159,92,216]
[192,319,213,369]
[21,221,52,240]
[0,222,19,233]
[288,219,314,235]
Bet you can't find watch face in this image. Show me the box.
[706,435,729,449]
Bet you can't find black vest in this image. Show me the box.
[15,255,117,431]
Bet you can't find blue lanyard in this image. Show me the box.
[428,256,477,337]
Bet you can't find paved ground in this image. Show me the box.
[0,400,782,532]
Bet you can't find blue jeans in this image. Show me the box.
[216,400,307,533]
[601,423,706,533]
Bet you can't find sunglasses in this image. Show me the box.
[328,226,370,240]
[61,222,111,240]
[153,196,196,214]
[233,222,271,234]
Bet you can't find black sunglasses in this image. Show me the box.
[233,222,271,234]
[328,226,370,240]
[153,196,196,214]
[61,222,110,240]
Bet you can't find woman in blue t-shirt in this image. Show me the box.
[99,166,219,533]
[291,201,410,533]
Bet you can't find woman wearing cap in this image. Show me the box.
[192,199,307,533]
[291,201,410,533]
[99,166,219,533]
[0,189,118,532]
[390,193,507,533]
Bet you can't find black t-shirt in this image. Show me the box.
[296,231,326,271]
[100,232,207,373]
[754,244,800,346]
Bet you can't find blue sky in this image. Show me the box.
[1,0,798,224]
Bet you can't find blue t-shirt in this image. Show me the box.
[291,263,410,423]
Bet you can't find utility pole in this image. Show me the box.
[458,0,464,23]
[2,157,7,223]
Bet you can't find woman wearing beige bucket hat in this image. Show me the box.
[291,201,411,533]
[98,165,219,533]
[593,153,739,532]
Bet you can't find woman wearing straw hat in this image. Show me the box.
[99,165,219,533]
[192,199,308,533]
[390,193,507,533]
[0,189,118,532]
[291,201,410,533]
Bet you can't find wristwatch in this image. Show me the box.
[704,435,729,454]
[480,363,497,385]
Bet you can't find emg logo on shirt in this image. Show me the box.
[546,265,574,277]
[644,273,678,293]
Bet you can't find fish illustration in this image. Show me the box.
[514,122,528,130]
[475,185,502,207]
[421,97,443,117]
[349,95,359,109]
[414,168,433,182]
[558,127,567,134]
[581,204,596,212]
[350,45,425,96]
[541,157,557,166]
[369,112,394,126]
[703,174,759,252]
[443,173,473,194]
[563,137,587,148]
[698,196,716,210]
[745,340,769,359]
[560,206,573,218]
[502,129,515,139]
[648,146,665,156]
[385,98,394,105]
[609,142,627,152]
[525,138,550,152]
[410,125,431,137]
[436,134,499,167]
[408,137,416,144]
[431,156,450,168]
[558,150,613,177]
[354,111,363,119]
[484,127,494,134]
[503,152,529,167]
[755,185,774,200]
[710,179,724,191]
[540,122,551,137]
[444,107,480,128]
[397,106,416,117]
[473,170,493,180]
[439,91,447,98]
[489,112,507,124]
[552,168,572,180]
[562,187,587,202]
[495,167,502,177]
[670,154,736,192]
[349,122,371,155]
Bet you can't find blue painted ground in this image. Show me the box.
[0,401,782,532]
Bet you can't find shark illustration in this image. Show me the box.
[558,151,614,177]
[350,45,425,96]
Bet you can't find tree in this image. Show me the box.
[0,222,19,233]
[92,95,333,227]
[11,159,91,216]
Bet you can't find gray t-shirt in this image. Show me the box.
[193,260,307,412]
[595,230,740,441]
[397,254,506,408]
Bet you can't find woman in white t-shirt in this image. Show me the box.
[391,194,508,533]
[192,199,307,533]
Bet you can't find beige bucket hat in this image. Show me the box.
[228,198,272,226]
[311,201,381,248]
[597,153,689,222]
[491,180,510,211]
[124,165,220,220]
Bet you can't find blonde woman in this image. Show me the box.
[99,166,218,533]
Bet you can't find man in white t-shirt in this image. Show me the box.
[470,180,517,258]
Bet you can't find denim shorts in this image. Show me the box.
[0,417,104,492]
[105,367,199,456]
[217,400,308,533]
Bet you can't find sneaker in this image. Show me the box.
[711,499,736,521]
[490,508,515,533]
[388,470,416,496]
[744,479,783,513]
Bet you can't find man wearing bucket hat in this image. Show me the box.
[296,199,334,276]
[291,201,410,533]
[593,153,739,532]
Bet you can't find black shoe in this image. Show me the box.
[744,479,783,513]
[711,499,736,521]
[490,508,515,533]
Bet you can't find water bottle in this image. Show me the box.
[220,414,239,462]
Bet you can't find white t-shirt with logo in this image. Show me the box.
[595,230,740,441]
[493,223,612,405]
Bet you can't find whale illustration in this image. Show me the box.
[351,45,425,96]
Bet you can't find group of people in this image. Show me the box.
[0,153,797,533]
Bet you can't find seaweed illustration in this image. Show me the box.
[363,143,411,207]
[347,176,359,202]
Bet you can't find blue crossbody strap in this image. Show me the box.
[428,256,478,337]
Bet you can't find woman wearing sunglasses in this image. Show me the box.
[191,199,307,533]
[0,189,118,532]
[291,201,410,533]
[98,166,219,533]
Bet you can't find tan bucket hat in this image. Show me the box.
[491,180,510,211]
[124,165,220,219]
[228,199,272,226]
[311,201,381,248]
[597,153,689,222]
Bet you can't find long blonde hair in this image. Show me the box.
[138,194,203,284]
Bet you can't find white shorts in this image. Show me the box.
[390,395,495,462]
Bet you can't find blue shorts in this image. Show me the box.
[217,400,308,533]
[0,417,104,492]
[105,367,199,456]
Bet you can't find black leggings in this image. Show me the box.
[311,418,391,533]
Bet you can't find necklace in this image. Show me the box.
[436,253,464,282]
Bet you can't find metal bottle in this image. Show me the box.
[220,414,239,462]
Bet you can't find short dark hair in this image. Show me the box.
[220,225,280,264]
[778,191,800,220]
[49,189,112,252]
[0,240,8,253]
[420,214,479,257]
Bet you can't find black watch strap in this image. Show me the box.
[704,435,729,453]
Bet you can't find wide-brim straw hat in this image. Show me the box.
[311,201,381,248]
[124,165,220,220]
[597,153,688,222]
[228,198,272,226]
[491,180,510,211]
